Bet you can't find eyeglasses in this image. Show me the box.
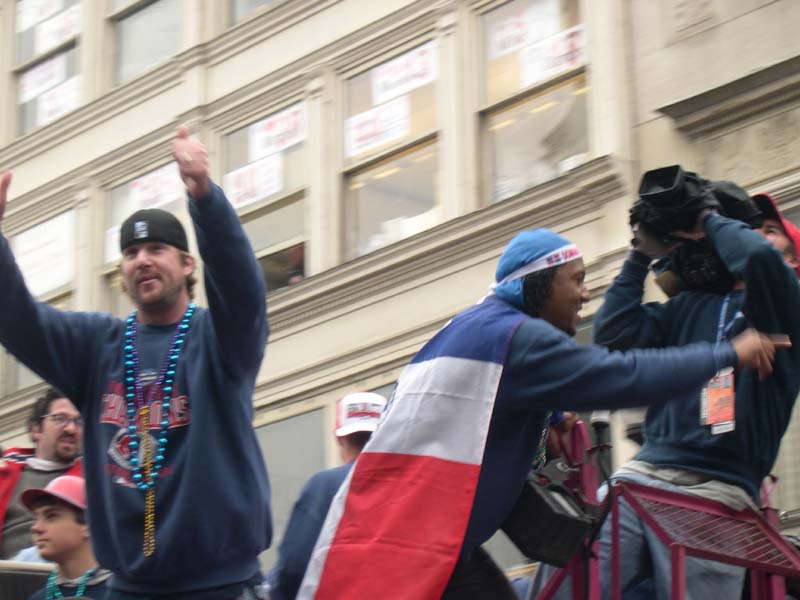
[42,413,84,428]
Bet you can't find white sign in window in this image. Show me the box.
[223,153,284,210]
[16,0,64,33]
[247,103,306,162]
[371,42,437,106]
[520,25,586,89]
[344,95,411,159]
[127,162,184,209]
[14,210,75,297]
[19,52,67,103]
[37,75,79,126]
[34,3,81,56]
[488,0,559,59]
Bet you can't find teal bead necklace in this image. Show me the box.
[46,567,95,599]
[123,302,195,556]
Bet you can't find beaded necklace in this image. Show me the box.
[46,567,95,600]
[124,303,195,557]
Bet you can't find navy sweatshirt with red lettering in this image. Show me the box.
[0,184,270,595]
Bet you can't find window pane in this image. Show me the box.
[115,0,180,84]
[258,243,305,293]
[345,140,439,258]
[18,47,80,134]
[16,0,81,65]
[230,0,276,23]
[255,409,326,569]
[487,75,588,202]
[13,210,76,298]
[224,103,307,210]
[483,0,581,105]
[344,43,438,165]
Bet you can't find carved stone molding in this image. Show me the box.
[659,55,800,140]
[266,155,627,335]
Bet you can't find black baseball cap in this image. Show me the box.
[120,209,188,253]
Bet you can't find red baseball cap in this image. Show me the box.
[21,475,87,512]
[751,193,800,277]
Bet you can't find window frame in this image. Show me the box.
[475,0,590,205]
[340,37,442,260]
[13,0,83,135]
[107,0,181,86]
[220,98,310,294]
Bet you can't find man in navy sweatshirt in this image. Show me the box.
[267,391,386,599]
[0,126,270,599]
[297,228,784,600]
[593,195,800,599]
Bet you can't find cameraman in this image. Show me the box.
[593,177,800,599]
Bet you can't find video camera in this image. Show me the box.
[630,165,762,295]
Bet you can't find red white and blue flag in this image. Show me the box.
[298,299,522,599]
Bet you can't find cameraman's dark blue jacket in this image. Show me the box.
[594,214,800,500]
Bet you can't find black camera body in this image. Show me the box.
[631,165,761,295]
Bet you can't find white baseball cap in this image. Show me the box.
[335,392,387,437]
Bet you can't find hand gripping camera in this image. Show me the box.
[630,165,762,295]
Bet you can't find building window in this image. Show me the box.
[481,0,588,203]
[111,0,180,84]
[15,0,82,134]
[223,102,307,293]
[8,211,76,390]
[103,163,185,315]
[230,0,278,24]
[255,408,326,569]
[343,41,440,258]
[346,140,439,257]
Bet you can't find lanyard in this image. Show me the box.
[716,293,743,343]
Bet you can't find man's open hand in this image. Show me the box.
[731,329,792,380]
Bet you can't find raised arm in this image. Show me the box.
[592,249,673,350]
[172,128,268,378]
[704,213,800,372]
[0,172,108,407]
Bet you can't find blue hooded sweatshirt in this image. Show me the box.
[0,183,271,595]
[593,213,800,500]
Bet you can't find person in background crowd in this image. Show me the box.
[0,388,83,560]
[591,194,800,599]
[22,475,110,599]
[0,126,270,599]
[297,228,784,599]
[267,392,387,600]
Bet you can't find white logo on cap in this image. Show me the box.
[134,221,149,239]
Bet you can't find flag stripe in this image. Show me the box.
[311,452,480,600]
[367,356,503,464]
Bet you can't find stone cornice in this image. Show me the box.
[0,60,183,170]
[207,0,343,67]
[659,55,800,139]
[266,155,626,335]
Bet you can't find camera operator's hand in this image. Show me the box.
[670,209,714,241]
[731,329,791,380]
[632,224,683,259]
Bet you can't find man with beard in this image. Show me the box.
[0,388,83,559]
[0,126,270,599]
